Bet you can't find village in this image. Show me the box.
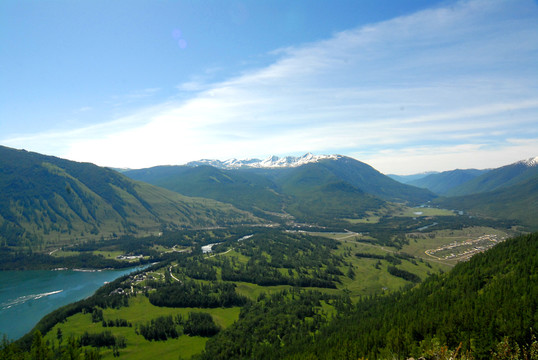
[425,234,505,261]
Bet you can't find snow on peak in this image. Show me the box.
[187,153,342,169]
[520,156,538,167]
[250,153,341,168]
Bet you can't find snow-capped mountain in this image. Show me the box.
[519,156,538,167]
[186,153,341,169]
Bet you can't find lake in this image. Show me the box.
[0,267,143,340]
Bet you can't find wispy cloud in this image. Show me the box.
[3,0,538,172]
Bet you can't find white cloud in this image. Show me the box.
[3,0,538,172]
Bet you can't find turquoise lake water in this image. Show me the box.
[0,267,142,340]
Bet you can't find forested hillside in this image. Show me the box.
[197,232,538,360]
[124,165,286,214]
[407,169,488,195]
[446,158,538,196]
[305,156,435,203]
[269,162,386,224]
[125,155,435,226]
[436,177,538,230]
[0,146,260,249]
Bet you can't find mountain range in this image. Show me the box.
[444,156,538,196]
[126,153,538,230]
[436,175,538,228]
[412,157,538,229]
[0,146,259,248]
[400,157,538,197]
[124,155,435,225]
[405,168,490,195]
[1,144,537,249]
[387,171,440,184]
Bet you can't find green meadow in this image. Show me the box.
[44,296,240,359]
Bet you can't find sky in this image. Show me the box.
[1,0,538,175]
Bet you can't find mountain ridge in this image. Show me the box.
[186,153,342,169]
[125,155,436,226]
[406,168,490,195]
[446,156,538,196]
[436,176,538,230]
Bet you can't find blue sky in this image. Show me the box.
[1,0,537,174]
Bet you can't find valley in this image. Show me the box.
[0,149,536,360]
[3,0,538,358]
[17,229,443,359]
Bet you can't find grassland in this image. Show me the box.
[50,249,80,257]
[44,296,240,360]
[394,206,456,217]
[91,250,124,259]
[343,205,455,225]
[235,282,305,299]
[309,231,450,297]
[343,214,382,224]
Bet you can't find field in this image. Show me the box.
[394,206,456,217]
[343,205,455,225]
[308,231,451,297]
[44,296,240,360]
[343,215,382,224]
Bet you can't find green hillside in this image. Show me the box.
[0,146,260,249]
[125,165,286,214]
[125,156,435,226]
[408,168,489,195]
[309,156,436,203]
[436,176,538,231]
[270,162,385,223]
[126,161,389,225]
[447,160,538,196]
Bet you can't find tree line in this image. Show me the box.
[148,280,248,308]
[138,313,220,341]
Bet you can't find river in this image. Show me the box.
[0,267,143,340]
[201,234,253,254]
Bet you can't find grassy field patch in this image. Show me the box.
[92,250,123,259]
[44,295,240,359]
[344,216,381,224]
[395,206,456,217]
[50,250,80,257]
